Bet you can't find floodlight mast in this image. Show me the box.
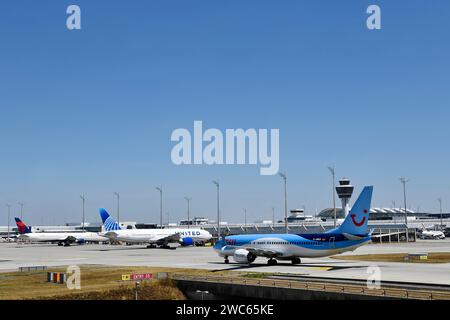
[80,195,86,231]
[399,177,409,242]
[212,180,220,240]
[156,187,163,228]
[278,172,288,234]
[184,197,192,229]
[114,192,120,225]
[327,166,337,228]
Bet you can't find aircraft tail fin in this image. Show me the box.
[335,186,373,236]
[99,208,121,231]
[14,217,32,234]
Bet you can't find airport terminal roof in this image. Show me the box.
[318,207,417,220]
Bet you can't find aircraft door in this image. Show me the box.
[329,237,335,248]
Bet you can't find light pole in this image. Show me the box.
[272,207,275,227]
[437,198,443,228]
[113,192,120,226]
[18,202,24,220]
[278,172,288,234]
[80,195,86,231]
[6,204,11,241]
[135,282,140,301]
[156,186,163,228]
[185,197,192,228]
[212,180,220,240]
[244,208,247,227]
[399,177,409,241]
[167,211,170,226]
[327,166,337,228]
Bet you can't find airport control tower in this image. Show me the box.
[335,178,354,217]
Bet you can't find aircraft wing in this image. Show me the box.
[21,234,77,242]
[51,234,77,242]
[243,246,281,258]
[147,232,181,244]
[343,233,367,240]
[103,231,180,244]
[104,231,120,239]
[64,235,77,242]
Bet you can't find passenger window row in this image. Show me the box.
[253,241,321,246]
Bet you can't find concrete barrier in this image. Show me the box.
[19,266,47,272]
[171,274,450,300]
[47,272,66,284]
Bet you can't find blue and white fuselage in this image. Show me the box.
[214,186,374,265]
[214,233,371,259]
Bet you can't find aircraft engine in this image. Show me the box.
[233,249,257,264]
[180,237,194,246]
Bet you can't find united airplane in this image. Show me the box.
[99,208,212,248]
[214,186,374,265]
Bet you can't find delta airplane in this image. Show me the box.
[214,186,374,265]
[15,218,108,246]
[99,208,212,248]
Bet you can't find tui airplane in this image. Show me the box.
[214,186,374,265]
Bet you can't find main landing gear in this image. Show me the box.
[291,257,301,265]
[147,244,173,249]
[267,259,278,266]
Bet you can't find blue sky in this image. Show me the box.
[0,0,449,225]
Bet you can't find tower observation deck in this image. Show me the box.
[335,178,354,217]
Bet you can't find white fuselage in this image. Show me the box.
[21,231,108,243]
[420,230,445,240]
[102,228,212,244]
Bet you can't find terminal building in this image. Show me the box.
[318,207,416,220]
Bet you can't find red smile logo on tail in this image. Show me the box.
[350,209,368,227]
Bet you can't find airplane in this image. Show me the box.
[418,226,445,240]
[99,208,212,248]
[214,186,374,265]
[15,218,108,246]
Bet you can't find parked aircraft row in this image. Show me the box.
[9,184,444,266]
[14,209,212,247]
